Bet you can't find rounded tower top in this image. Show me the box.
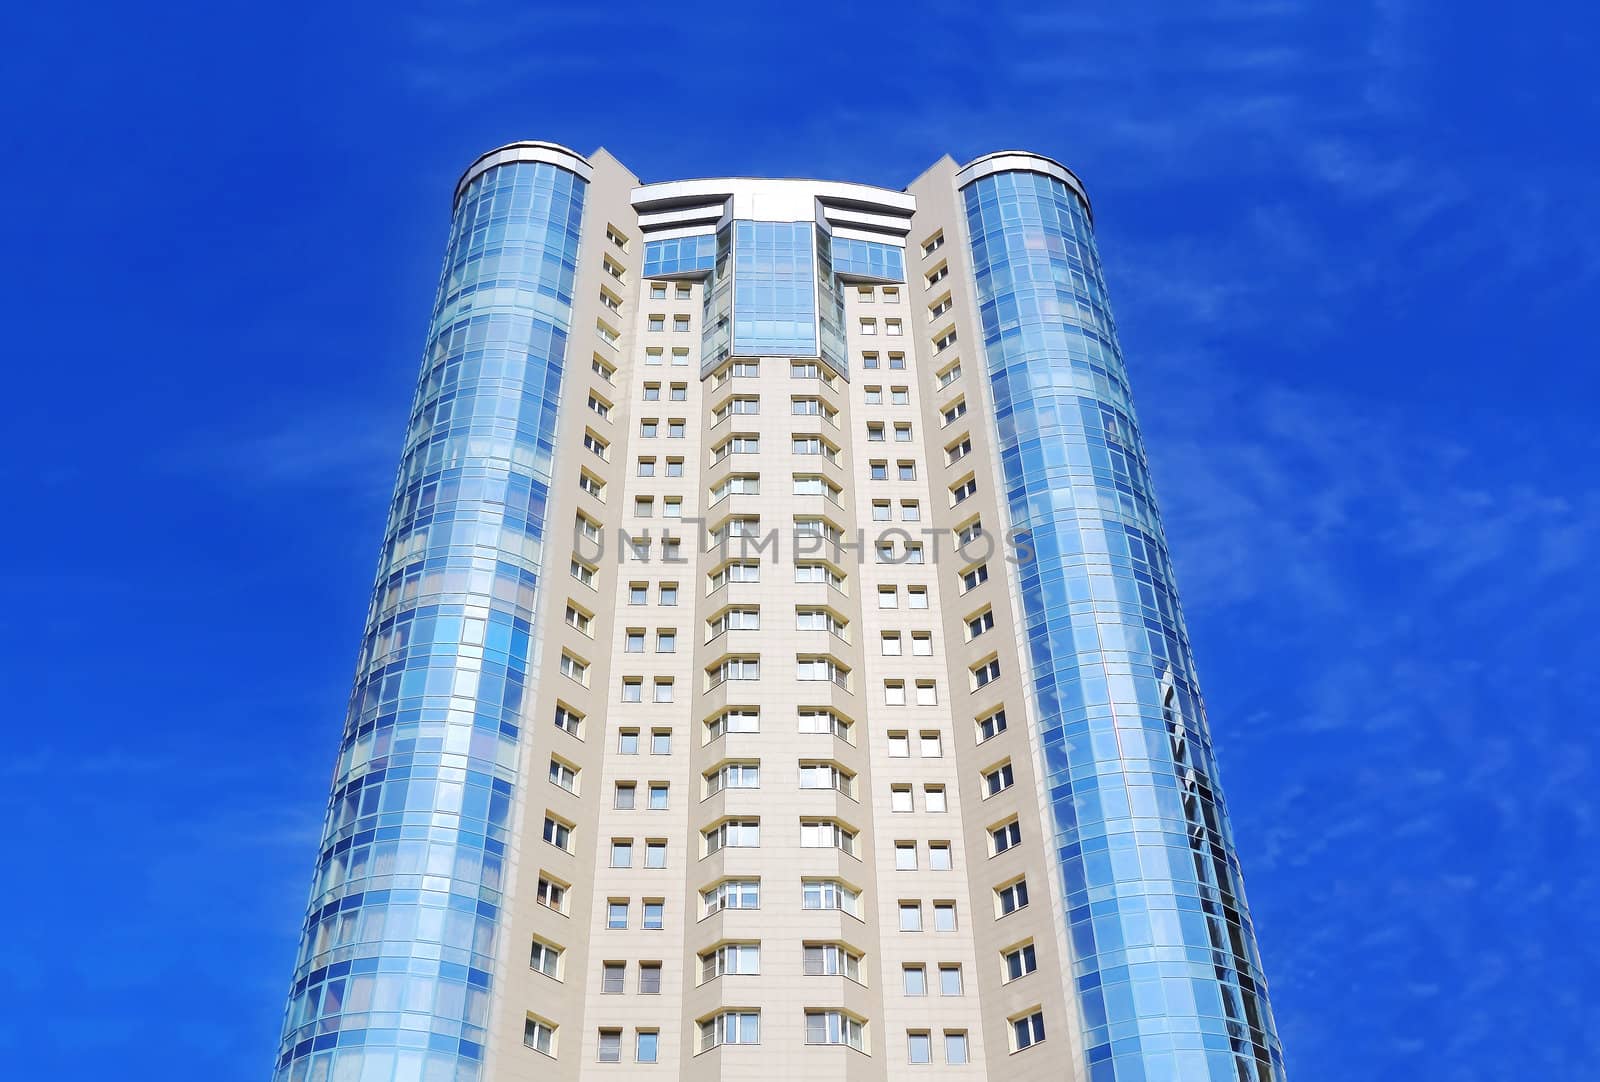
[454,141,593,207]
[957,150,1092,220]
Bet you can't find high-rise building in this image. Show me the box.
[274,142,1285,1082]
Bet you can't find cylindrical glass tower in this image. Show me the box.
[960,157,1286,1082]
[273,149,586,1082]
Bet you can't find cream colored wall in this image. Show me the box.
[482,158,1089,1082]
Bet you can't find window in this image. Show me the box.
[884,681,906,706]
[933,902,957,931]
[939,965,963,996]
[984,761,1015,796]
[934,328,957,352]
[860,318,878,336]
[536,876,567,913]
[704,819,760,853]
[802,878,862,916]
[967,608,995,640]
[952,477,978,505]
[862,351,880,369]
[653,677,675,702]
[938,361,962,388]
[800,819,857,855]
[587,393,612,420]
[907,586,929,609]
[803,943,862,981]
[888,731,909,758]
[668,420,686,439]
[598,1029,622,1063]
[916,681,938,705]
[659,582,679,605]
[530,938,562,979]
[628,582,648,606]
[614,782,636,810]
[707,656,760,688]
[865,386,883,405]
[640,419,658,438]
[602,962,625,994]
[645,840,667,868]
[890,786,913,813]
[657,629,678,653]
[648,314,665,332]
[554,704,583,738]
[886,319,903,336]
[1011,1010,1046,1051]
[676,282,692,298]
[922,231,944,256]
[559,653,588,685]
[1004,941,1039,981]
[700,1010,760,1050]
[607,901,628,929]
[583,430,609,460]
[891,386,910,405]
[878,586,898,609]
[908,1031,932,1064]
[945,1031,970,1065]
[705,761,761,794]
[899,901,923,931]
[942,397,967,425]
[895,842,917,870]
[925,261,948,287]
[701,943,761,981]
[671,347,689,366]
[705,706,761,739]
[972,657,1001,689]
[671,382,687,401]
[578,472,604,500]
[869,460,888,480]
[796,656,849,687]
[703,878,761,914]
[524,1015,557,1056]
[649,783,669,809]
[542,814,572,852]
[606,224,629,250]
[637,1030,659,1063]
[889,351,907,369]
[929,842,952,871]
[798,762,854,795]
[867,422,885,442]
[804,1011,864,1051]
[650,282,667,299]
[898,461,916,480]
[618,729,640,755]
[961,563,990,592]
[621,678,643,703]
[549,758,578,793]
[882,632,903,656]
[872,500,891,521]
[929,294,953,320]
[920,732,943,757]
[643,382,661,402]
[992,818,1022,854]
[911,632,933,656]
[798,708,853,741]
[925,785,947,812]
[610,839,633,868]
[996,878,1030,916]
[645,346,663,365]
[642,900,664,929]
[674,314,690,331]
[666,458,684,477]
[894,423,913,443]
[625,629,645,653]
[904,964,928,996]
[978,707,1009,742]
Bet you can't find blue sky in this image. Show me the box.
[2,2,1596,1078]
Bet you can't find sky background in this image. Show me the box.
[2,2,1597,1078]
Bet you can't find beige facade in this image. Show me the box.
[460,148,1087,1082]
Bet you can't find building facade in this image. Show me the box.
[273,142,1285,1082]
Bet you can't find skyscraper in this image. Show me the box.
[274,142,1285,1082]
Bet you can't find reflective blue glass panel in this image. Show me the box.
[830,236,905,282]
[273,159,584,1082]
[731,220,817,356]
[643,233,716,277]
[963,169,1285,1082]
